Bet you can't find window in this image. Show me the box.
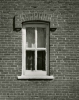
[18,21,54,79]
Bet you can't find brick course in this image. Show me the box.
[0,0,79,100]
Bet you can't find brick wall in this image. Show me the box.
[0,0,79,100]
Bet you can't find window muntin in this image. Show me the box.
[22,23,49,76]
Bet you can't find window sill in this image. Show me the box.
[17,75,54,79]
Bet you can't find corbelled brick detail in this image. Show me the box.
[15,12,58,28]
[15,12,63,28]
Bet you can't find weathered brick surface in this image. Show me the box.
[0,0,79,100]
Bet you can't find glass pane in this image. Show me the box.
[37,51,45,70]
[26,27,35,48]
[26,51,35,70]
[37,28,46,48]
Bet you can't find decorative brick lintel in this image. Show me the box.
[15,12,55,29]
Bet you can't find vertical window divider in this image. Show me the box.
[35,27,37,71]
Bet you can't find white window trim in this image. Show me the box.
[17,23,54,79]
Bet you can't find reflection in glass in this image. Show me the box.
[37,51,45,70]
[26,51,35,70]
[37,28,46,48]
[26,27,35,48]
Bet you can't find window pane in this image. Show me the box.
[37,51,45,70]
[37,28,46,48]
[26,51,35,70]
[26,27,35,48]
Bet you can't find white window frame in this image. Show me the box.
[18,22,54,79]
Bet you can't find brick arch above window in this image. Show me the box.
[15,12,54,29]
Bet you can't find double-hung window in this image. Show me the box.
[18,21,54,79]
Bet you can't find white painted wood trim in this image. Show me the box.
[24,70,46,76]
[26,48,46,50]
[35,27,37,70]
[22,28,26,76]
[21,24,50,78]
[23,24,47,28]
